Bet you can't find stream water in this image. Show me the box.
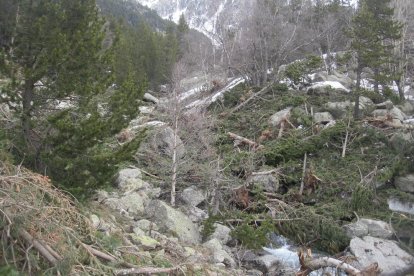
[264,234,346,276]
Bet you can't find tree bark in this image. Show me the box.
[22,79,35,150]
[354,63,362,119]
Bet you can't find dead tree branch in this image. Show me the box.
[115,266,180,275]
[228,132,264,150]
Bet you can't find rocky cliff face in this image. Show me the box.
[135,0,255,41]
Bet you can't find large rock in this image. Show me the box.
[388,197,414,215]
[350,236,414,275]
[269,107,292,127]
[331,70,354,88]
[145,200,201,245]
[372,106,406,122]
[245,254,296,275]
[313,71,353,89]
[152,127,186,159]
[203,238,236,267]
[247,173,279,193]
[181,186,206,207]
[398,101,414,115]
[325,97,373,119]
[307,81,350,95]
[179,205,208,223]
[131,234,160,250]
[343,219,393,239]
[325,100,352,116]
[394,174,414,193]
[313,112,334,124]
[115,168,144,192]
[208,223,232,245]
[104,192,149,217]
[359,96,374,110]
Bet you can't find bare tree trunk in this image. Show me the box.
[342,116,351,158]
[22,79,35,150]
[354,63,362,119]
[373,68,379,94]
[299,153,307,196]
[171,115,178,207]
[9,4,20,57]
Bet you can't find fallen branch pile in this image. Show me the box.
[0,162,181,275]
[297,249,381,276]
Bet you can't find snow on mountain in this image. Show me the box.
[134,0,255,42]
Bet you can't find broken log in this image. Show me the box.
[228,132,264,150]
[229,84,273,114]
[115,266,180,275]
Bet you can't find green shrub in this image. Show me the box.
[265,123,346,166]
[350,184,374,212]
[382,86,401,105]
[231,219,275,250]
[273,82,289,92]
[222,83,248,108]
[284,55,323,85]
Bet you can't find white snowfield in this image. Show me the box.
[309,81,350,93]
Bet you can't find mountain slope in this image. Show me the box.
[97,0,171,30]
[135,0,255,41]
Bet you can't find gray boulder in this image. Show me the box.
[208,223,232,245]
[372,106,406,122]
[203,238,236,267]
[180,205,208,223]
[181,186,206,207]
[398,101,414,115]
[313,71,329,83]
[394,174,414,193]
[359,96,374,110]
[343,219,393,239]
[325,97,373,119]
[375,100,394,110]
[269,107,292,127]
[388,197,414,215]
[331,70,354,88]
[313,112,334,124]
[245,254,296,275]
[350,236,414,275]
[90,214,101,229]
[390,132,414,151]
[133,219,159,232]
[313,71,353,89]
[104,191,149,217]
[152,127,186,159]
[131,234,160,250]
[145,200,201,245]
[115,168,144,192]
[138,106,154,115]
[307,81,349,95]
[247,173,279,193]
[325,100,352,112]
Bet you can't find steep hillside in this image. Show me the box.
[97,0,169,30]
[135,0,255,41]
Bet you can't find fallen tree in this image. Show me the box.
[297,249,381,276]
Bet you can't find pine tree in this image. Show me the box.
[1,0,145,195]
[349,0,401,118]
[176,14,189,60]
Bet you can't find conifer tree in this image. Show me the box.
[349,0,401,118]
[0,0,145,194]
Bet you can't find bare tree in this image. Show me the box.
[392,0,414,100]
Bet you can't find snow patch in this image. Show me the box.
[310,81,350,92]
[186,77,245,109]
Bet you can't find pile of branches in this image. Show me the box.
[0,162,179,275]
